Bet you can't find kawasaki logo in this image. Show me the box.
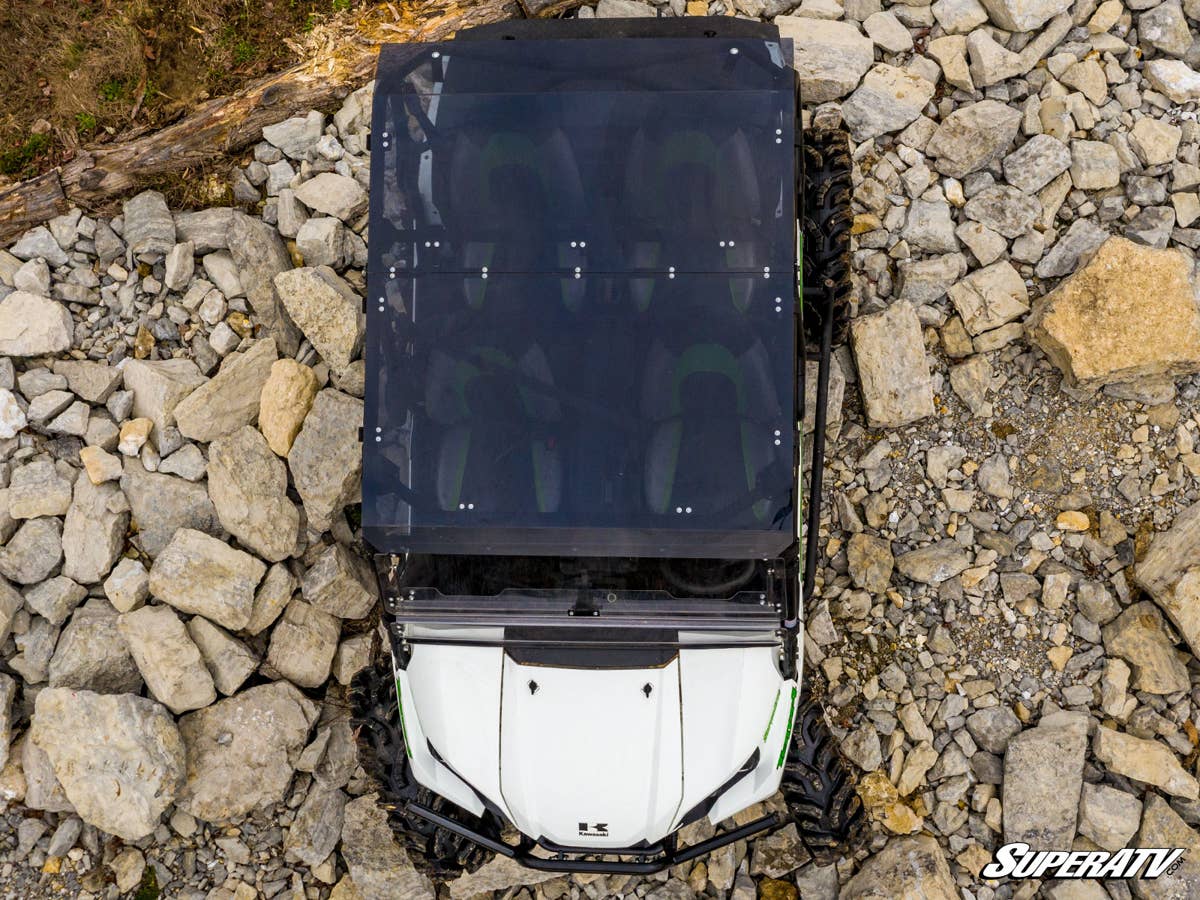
[982,843,1186,880]
[578,822,608,837]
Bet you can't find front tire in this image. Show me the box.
[800,128,853,349]
[349,656,496,876]
[780,691,865,866]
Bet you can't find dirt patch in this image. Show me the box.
[0,0,362,183]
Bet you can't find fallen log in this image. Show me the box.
[0,0,528,245]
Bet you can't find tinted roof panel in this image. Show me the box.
[365,36,797,558]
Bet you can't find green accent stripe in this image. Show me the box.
[776,686,798,769]
[763,688,782,742]
[396,677,413,758]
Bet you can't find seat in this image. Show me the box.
[641,334,783,522]
[426,344,564,515]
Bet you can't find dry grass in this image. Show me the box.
[0,0,366,183]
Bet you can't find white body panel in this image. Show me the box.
[397,634,798,849]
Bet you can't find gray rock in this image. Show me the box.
[0,517,63,585]
[1140,2,1192,57]
[0,578,23,647]
[1002,712,1087,848]
[1034,218,1108,278]
[164,241,195,292]
[1132,794,1200,898]
[227,213,302,357]
[202,250,243,298]
[246,561,297,636]
[119,604,217,714]
[177,681,318,822]
[53,360,122,404]
[22,733,75,813]
[295,216,346,268]
[0,389,26,438]
[186,616,258,696]
[301,543,378,619]
[174,208,235,253]
[963,185,1040,238]
[978,0,1069,29]
[103,557,149,613]
[122,191,176,260]
[174,337,278,443]
[8,459,72,519]
[902,199,959,254]
[207,426,300,563]
[1070,140,1121,190]
[1125,206,1176,250]
[947,261,1029,335]
[841,65,934,140]
[273,266,364,374]
[1136,500,1200,660]
[157,444,207,481]
[977,452,1014,499]
[149,529,266,631]
[895,540,970,585]
[30,688,185,840]
[965,705,1022,753]
[776,17,875,103]
[122,358,208,437]
[847,533,894,593]
[62,476,128,585]
[24,576,86,627]
[120,459,221,558]
[0,291,74,356]
[288,389,363,531]
[10,226,68,268]
[266,598,340,688]
[927,100,1022,178]
[842,722,883,771]
[1077,783,1141,851]
[341,794,437,900]
[284,784,347,867]
[261,111,325,161]
[850,301,934,428]
[0,674,15,770]
[48,598,142,693]
[1004,134,1073,194]
[1094,727,1199,800]
[293,173,368,222]
[897,254,967,303]
[1102,601,1191,694]
[841,834,957,899]
[11,615,59,683]
[45,816,82,859]
[1144,59,1200,103]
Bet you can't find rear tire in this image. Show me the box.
[349,656,496,876]
[800,128,853,348]
[780,691,865,866]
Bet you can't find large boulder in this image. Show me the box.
[841,835,957,899]
[926,99,1022,178]
[30,688,185,840]
[227,213,302,356]
[273,266,364,374]
[122,190,175,260]
[0,292,74,357]
[207,426,300,562]
[977,0,1070,30]
[1093,727,1199,800]
[47,598,142,693]
[176,682,318,822]
[121,358,207,437]
[148,529,266,631]
[341,794,437,900]
[266,598,341,688]
[1132,795,1200,899]
[119,604,218,714]
[1026,237,1200,388]
[776,18,874,103]
[120,458,221,558]
[174,338,279,443]
[1002,712,1087,848]
[258,359,319,456]
[850,301,934,428]
[61,476,129,585]
[288,389,363,531]
[840,65,935,141]
[1135,499,1200,659]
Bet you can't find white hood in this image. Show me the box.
[400,639,791,850]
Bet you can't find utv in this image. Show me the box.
[351,16,861,875]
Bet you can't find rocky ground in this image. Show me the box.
[0,0,1199,897]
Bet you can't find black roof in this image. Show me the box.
[362,25,799,558]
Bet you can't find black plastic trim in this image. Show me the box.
[455,17,781,43]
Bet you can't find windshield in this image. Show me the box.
[363,37,798,558]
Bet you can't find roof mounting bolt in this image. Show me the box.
[375,436,382,442]
[685,506,692,514]
[730,47,739,54]
[431,51,441,58]
[570,241,578,248]
[719,240,726,247]
[468,503,475,509]
[580,241,587,248]
[675,506,683,514]
[458,503,465,510]
[433,241,440,247]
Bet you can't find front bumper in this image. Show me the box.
[407,801,782,874]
